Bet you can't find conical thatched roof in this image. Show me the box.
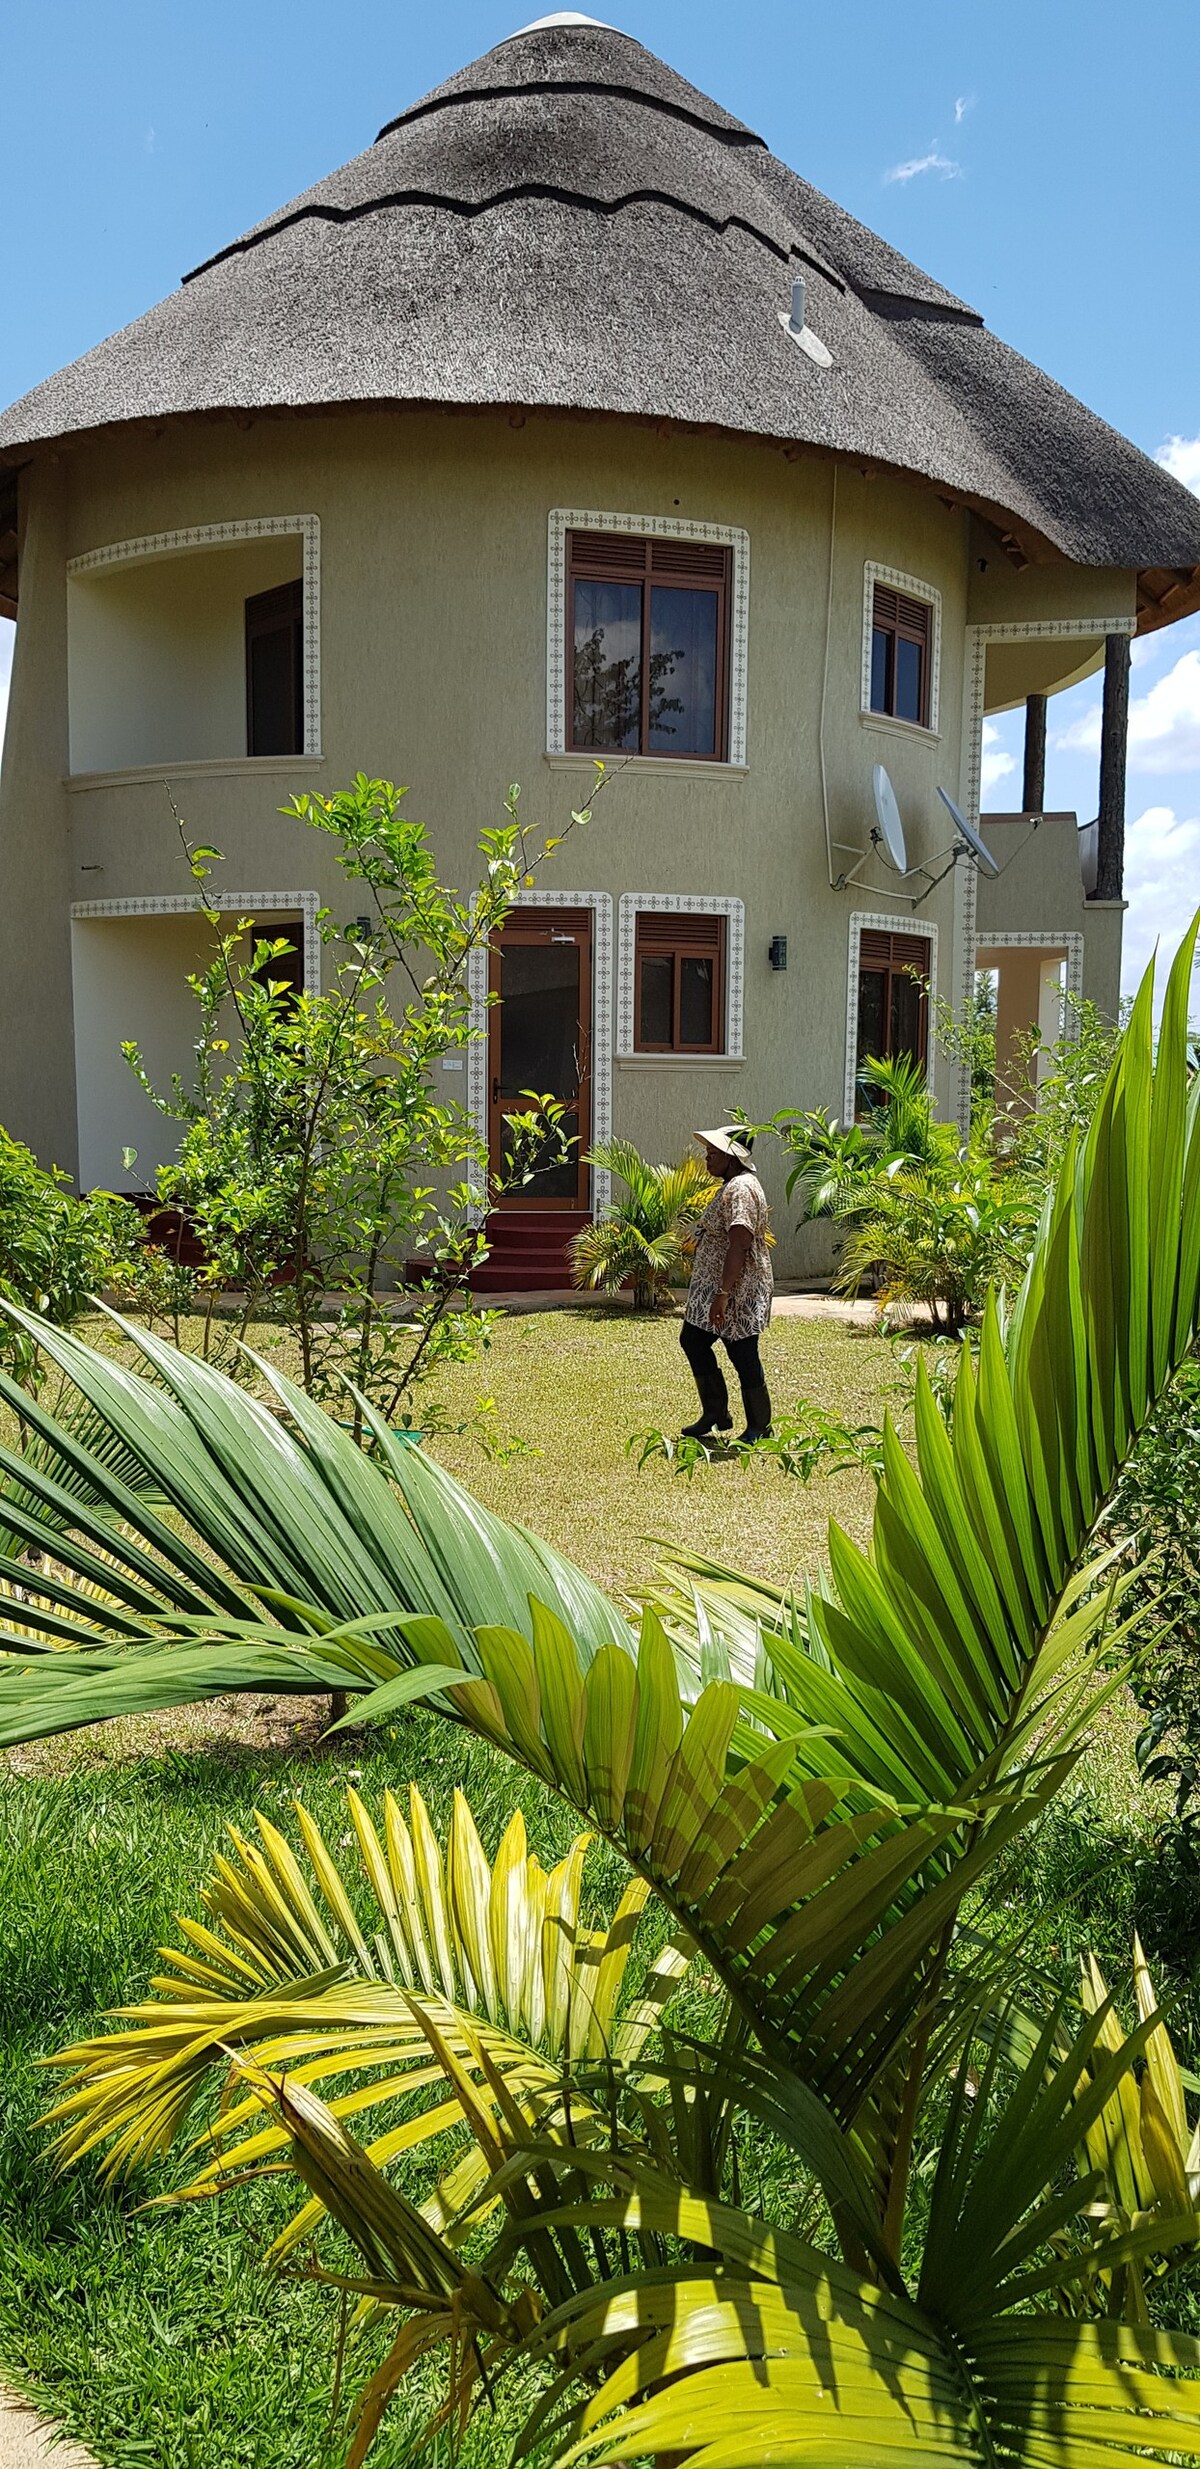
[4,13,1198,624]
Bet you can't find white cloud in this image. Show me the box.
[1120,802,1200,1002]
[980,719,1016,795]
[884,146,961,185]
[0,619,13,761]
[953,94,975,123]
[1054,648,1200,775]
[1158,434,1200,493]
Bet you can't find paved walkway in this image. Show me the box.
[470,1284,878,1320]
[0,2391,98,2469]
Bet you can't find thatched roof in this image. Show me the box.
[4,12,1198,625]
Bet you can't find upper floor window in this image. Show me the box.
[870,585,931,727]
[246,580,304,756]
[568,530,730,760]
[634,909,726,1052]
[855,926,931,1108]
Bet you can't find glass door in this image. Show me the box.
[487,911,592,1206]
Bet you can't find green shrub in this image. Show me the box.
[568,1137,715,1311]
[0,1127,142,1382]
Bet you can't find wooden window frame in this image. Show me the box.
[567,530,731,762]
[245,578,304,757]
[854,926,932,1111]
[633,911,726,1054]
[869,583,931,728]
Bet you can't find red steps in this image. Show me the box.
[470,1209,589,1294]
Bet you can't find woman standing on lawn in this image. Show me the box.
[680,1126,773,1444]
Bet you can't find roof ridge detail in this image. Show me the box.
[374,76,766,150]
[184,176,801,288]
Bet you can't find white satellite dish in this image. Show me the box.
[936,786,1001,878]
[872,764,909,874]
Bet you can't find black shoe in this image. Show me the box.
[681,1411,733,1439]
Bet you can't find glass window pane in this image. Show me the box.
[572,580,642,748]
[870,627,890,715]
[638,953,673,1047]
[894,636,924,724]
[678,954,715,1047]
[890,971,924,1066]
[857,969,887,1098]
[648,585,718,755]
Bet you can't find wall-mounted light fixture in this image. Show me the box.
[769,934,788,971]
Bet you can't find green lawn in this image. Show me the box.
[0,1305,1183,2466]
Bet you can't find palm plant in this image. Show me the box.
[4,934,1200,2459]
[568,1138,715,1311]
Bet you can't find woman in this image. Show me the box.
[680,1126,773,1443]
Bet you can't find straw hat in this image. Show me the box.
[695,1125,754,1168]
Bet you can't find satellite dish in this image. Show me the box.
[872,764,908,873]
[937,786,1001,878]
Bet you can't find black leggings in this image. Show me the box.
[679,1317,765,1412]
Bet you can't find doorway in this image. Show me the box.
[487,907,593,1209]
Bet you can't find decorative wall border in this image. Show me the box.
[953,609,1136,1127]
[467,891,614,1221]
[70,889,322,992]
[546,509,750,766]
[66,515,323,757]
[861,561,943,736]
[971,927,1085,1035]
[616,893,744,1059]
[844,909,939,1126]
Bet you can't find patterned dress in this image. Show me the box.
[684,1171,773,1342]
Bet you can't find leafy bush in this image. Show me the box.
[0,1127,142,1382]
[1104,1350,1200,1824]
[568,1137,714,1310]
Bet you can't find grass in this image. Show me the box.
[0,1303,1191,2464]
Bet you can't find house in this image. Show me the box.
[1,11,1198,1284]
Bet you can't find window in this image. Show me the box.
[869,584,931,727]
[855,927,931,1105]
[568,531,730,759]
[634,911,725,1052]
[246,580,304,756]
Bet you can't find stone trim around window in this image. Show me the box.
[467,891,614,1221]
[546,509,750,766]
[844,908,939,1127]
[861,561,942,736]
[69,889,322,992]
[617,893,745,1060]
[67,515,322,757]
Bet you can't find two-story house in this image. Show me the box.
[2,12,1198,1282]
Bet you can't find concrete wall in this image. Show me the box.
[0,408,1136,1268]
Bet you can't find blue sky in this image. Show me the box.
[3,0,1198,998]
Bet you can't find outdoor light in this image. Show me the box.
[769,934,788,971]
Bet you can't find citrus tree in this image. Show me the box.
[1,934,1200,2461]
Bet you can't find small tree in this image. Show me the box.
[126,772,603,1437]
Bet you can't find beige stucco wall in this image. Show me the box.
[0,408,1135,1271]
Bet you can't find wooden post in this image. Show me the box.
[1093,633,1130,901]
[1021,693,1046,814]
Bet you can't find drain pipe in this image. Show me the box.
[819,461,839,887]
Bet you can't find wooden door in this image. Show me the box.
[487,908,592,1208]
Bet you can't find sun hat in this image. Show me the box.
[695,1125,754,1167]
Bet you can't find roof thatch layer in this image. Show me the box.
[3,17,1198,618]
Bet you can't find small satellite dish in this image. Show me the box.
[937,786,1001,879]
[872,764,909,873]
